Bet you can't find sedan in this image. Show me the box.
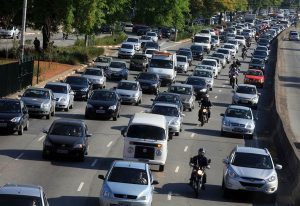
[212,52,226,68]
[146,31,158,42]
[118,43,135,59]
[42,119,91,161]
[21,88,56,119]
[177,49,193,66]
[81,67,106,89]
[244,69,264,88]
[136,72,160,94]
[220,105,256,139]
[106,61,129,80]
[176,55,189,73]
[185,76,208,100]
[222,43,236,57]
[232,84,260,109]
[93,56,112,69]
[192,69,214,89]
[168,83,195,111]
[143,41,160,52]
[190,45,204,61]
[115,80,142,105]
[151,92,183,112]
[85,89,121,120]
[98,160,159,206]
[144,48,158,60]
[249,58,265,71]
[252,50,268,62]
[0,99,29,135]
[64,76,92,100]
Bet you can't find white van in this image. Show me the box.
[193,33,211,54]
[122,113,169,172]
[148,51,177,85]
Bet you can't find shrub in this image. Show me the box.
[74,32,127,46]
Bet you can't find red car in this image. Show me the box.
[244,69,264,88]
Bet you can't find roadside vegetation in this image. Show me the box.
[74,32,127,47]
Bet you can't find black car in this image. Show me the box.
[137,27,151,36]
[190,45,204,61]
[85,89,121,120]
[177,49,193,65]
[161,28,171,38]
[151,92,183,112]
[143,41,160,52]
[64,76,92,100]
[42,119,91,161]
[185,76,208,100]
[252,50,268,62]
[136,72,160,94]
[0,99,29,135]
[132,25,149,34]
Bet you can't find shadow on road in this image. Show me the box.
[48,196,99,206]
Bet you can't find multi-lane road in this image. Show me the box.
[0,35,288,206]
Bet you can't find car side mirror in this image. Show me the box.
[208,159,211,164]
[258,93,261,96]
[86,133,92,137]
[150,99,154,101]
[98,174,105,180]
[42,129,48,134]
[152,180,159,185]
[220,113,224,116]
[275,164,283,170]
[113,87,117,90]
[121,128,126,137]
[60,80,64,83]
[181,113,185,117]
[223,158,229,164]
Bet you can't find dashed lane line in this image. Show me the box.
[167,192,172,200]
[175,166,180,173]
[106,141,113,147]
[214,96,218,99]
[218,89,222,92]
[184,146,188,152]
[77,182,84,192]
[38,135,46,142]
[15,153,24,160]
[91,159,98,167]
[191,133,195,138]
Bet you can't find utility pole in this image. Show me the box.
[20,0,28,62]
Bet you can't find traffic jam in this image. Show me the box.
[0,12,297,206]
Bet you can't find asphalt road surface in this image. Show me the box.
[0,36,287,206]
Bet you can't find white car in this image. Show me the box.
[222,43,237,57]
[211,35,220,47]
[176,55,189,73]
[118,43,135,59]
[222,146,282,202]
[115,80,142,105]
[125,37,141,50]
[235,35,246,46]
[216,48,232,63]
[144,48,158,59]
[201,59,219,77]
[212,52,226,68]
[81,67,106,89]
[146,31,158,42]
[194,65,216,78]
[192,69,214,89]
[226,40,239,52]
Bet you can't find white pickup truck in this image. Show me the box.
[0,26,20,39]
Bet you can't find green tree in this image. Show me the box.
[0,0,23,27]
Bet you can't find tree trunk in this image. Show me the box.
[42,19,51,50]
[84,34,88,47]
[230,12,233,22]
[219,12,223,25]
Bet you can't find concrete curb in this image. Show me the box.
[175,38,192,44]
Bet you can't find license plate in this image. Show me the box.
[0,123,7,127]
[241,100,248,103]
[142,86,149,89]
[233,128,243,132]
[57,149,68,154]
[96,110,105,113]
[118,203,130,206]
[245,186,258,191]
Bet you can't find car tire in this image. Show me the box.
[159,165,165,172]
[189,107,192,111]
[113,116,117,121]
[42,151,49,160]
[85,113,89,119]
[221,130,226,136]
[246,134,253,139]
[24,121,29,131]
[222,180,231,198]
[46,113,51,120]
[18,125,24,135]
[175,132,179,136]
[70,103,73,109]
[65,105,69,112]
[78,154,85,162]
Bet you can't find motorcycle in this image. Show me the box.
[198,106,209,126]
[229,74,237,89]
[190,160,211,197]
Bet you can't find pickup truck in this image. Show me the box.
[0,26,20,39]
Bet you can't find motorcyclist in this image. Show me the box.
[229,64,239,86]
[236,59,241,67]
[189,148,210,190]
[198,94,212,121]
[242,45,247,59]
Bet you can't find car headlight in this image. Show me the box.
[41,103,50,109]
[251,96,258,101]
[138,196,147,200]
[108,105,117,110]
[102,186,113,198]
[80,88,88,92]
[11,116,21,122]
[227,167,239,178]
[171,119,180,126]
[86,103,93,108]
[60,97,66,102]
[200,88,207,92]
[223,120,230,126]
[246,123,254,129]
[267,175,277,182]
[156,148,162,156]
[74,144,83,149]
[133,93,139,97]
[44,140,52,146]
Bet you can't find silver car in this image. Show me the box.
[222,146,282,202]
[0,184,49,206]
[176,55,189,73]
[149,102,184,136]
[168,83,195,111]
[81,67,106,89]
[93,56,112,69]
[232,84,260,109]
[98,160,159,206]
[192,69,214,89]
[118,43,135,59]
[115,80,142,105]
[21,88,56,119]
[220,105,256,139]
[44,82,74,111]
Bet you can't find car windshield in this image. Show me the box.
[212,53,224,59]
[146,50,157,55]
[259,39,269,44]
[193,70,212,78]
[23,89,50,99]
[137,73,157,80]
[236,86,257,94]
[202,60,216,66]
[211,35,218,40]
[110,62,125,68]
[0,195,42,206]
[247,70,263,76]
[195,66,213,71]
[224,45,234,49]
[217,49,229,54]
[232,152,273,169]
[147,32,156,36]
[84,69,103,76]
[127,38,138,43]
[121,44,133,49]
[145,42,157,47]
[50,123,83,137]
[256,47,267,51]
[152,105,179,117]
[191,45,203,51]
[235,36,244,40]
[127,124,166,140]
[65,77,88,86]
[186,78,206,86]
[194,36,209,43]
[44,85,67,94]
[169,86,192,95]
[90,91,116,101]
[251,58,264,64]
[155,94,180,104]
[225,108,252,119]
[95,57,110,63]
[133,55,147,60]
[0,101,21,113]
[150,59,172,69]
[117,82,138,91]
[108,167,148,185]
[177,56,187,62]
[254,50,267,56]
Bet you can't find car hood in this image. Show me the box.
[235,93,256,99]
[116,89,137,96]
[131,59,147,64]
[165,116,179,124]
[94,62,109,67]
[120,48,134,52]
[189,84,206,90]
[138,79,157,84]
[53,93,68,100]
[194,43,209,47]
[0,113,21,121]
[81,74,103,81]
[245,75,263,80]
[88,100,115,107]
[106,182,148,197]
[47,135,81,145]
[231,165,274,179]
[69,84,88,90]
[109,67,123,72]
[21,97,50,106]
[180,94,193,102]
[224,116,253,125]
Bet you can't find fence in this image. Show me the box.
[0,58,34,97]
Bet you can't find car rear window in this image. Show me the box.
[127,125,166,140]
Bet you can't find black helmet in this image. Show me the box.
[198,148,205,155]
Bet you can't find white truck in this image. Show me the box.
[192,33,211,54]
[0,26,20,39]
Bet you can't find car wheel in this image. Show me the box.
[24,121,29,131]
[42,151,49,160]
[78,154,85,162]
[113,116,117,121]
[65,104,69,112]
[159,165,165,172]
[18,125,24,135]
[175,132,179,136]
[85,113,89,119]
[70,103,73,109]
[46,113,51,120]
[221,130,225,136]
[222,180,231,198]
[189,107,192,111]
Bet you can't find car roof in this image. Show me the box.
[27,87,51,92]
[153,102,179,108]
[119,80,138,84]
[237,84,256,88]
[228,104,252,111]
[131,113,166,128]
[45,82,68,87]
[0,184,41,197]
[170,83,193,88]
[52,118,85,126]
[113,160,147,170]
[235,146,269,156]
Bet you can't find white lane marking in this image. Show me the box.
[167,192,172,200]
[218,89,222,92]
[91,159,98,167]
[38,135,46,142]
[225,80,229,83]
[191,133,195,138]
[214,95,218,99]
[106,141,113,147]
[175,166,180,173]
[15,153,24,160]
[159,41,166,47]
[77,182,84,192]
[222,85,226,87]
[184,146,188,152]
